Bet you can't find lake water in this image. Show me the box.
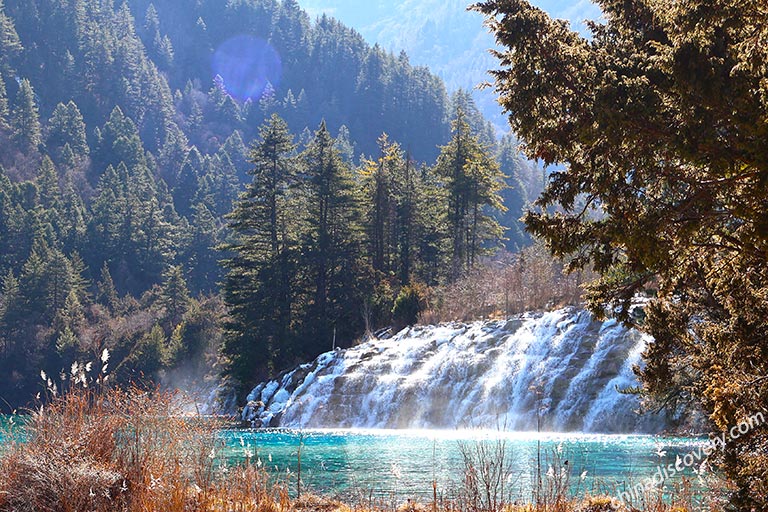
[0,421,714,504]
[217,429,712,503]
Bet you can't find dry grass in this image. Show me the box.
[0,381,285,512]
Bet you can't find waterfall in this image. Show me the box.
[242,308,663,433]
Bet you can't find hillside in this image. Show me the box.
[296,0,603,131]
[0,0,542,407]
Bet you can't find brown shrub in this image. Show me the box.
[0,381,281,512]
[420,244,596,323]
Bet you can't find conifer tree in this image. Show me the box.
[435,108,506,280]
[300,121,367,350]
[0,0,22,77]
[46,101,89,160]
[160,265,190,324]
[97,262,119,313]
[221,114,300,385]
[0,75,8,130]
[475,0,768,505]
[11,79,42,152]
[36,156,61,212]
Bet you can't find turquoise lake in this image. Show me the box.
[217,429,712,503]
[1,422,715,504]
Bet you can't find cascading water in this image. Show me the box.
[242,307,664,433]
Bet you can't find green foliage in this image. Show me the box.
[475,0,768,507]
[435,107,506,281]
[0,75,8,129]
[46,101,89,161]
[0,0,22,77]
[391,284,425,332]
[221,114,302,384]
[0,0,520,409]
[11,78,42,152]
[160,265,190,324]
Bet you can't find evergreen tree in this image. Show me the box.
[186,202,220,293]
[11,78,42,151]
[174,146,203,218]
[0,75,8,129]
[435,108,505,279]
[160,265,190,324]
[0,270,21,357]
[496,133,532,250]
[97,262,119,313]
[221,114,300,385]
[36,156,61,212]
[475,0,768,506]
[93,107,146,175]
[0,0,22,77]
[46,101,89,161]
[300,121,367,350]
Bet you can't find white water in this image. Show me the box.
[243,308,662,433]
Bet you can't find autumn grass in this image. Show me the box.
[0,382,287,512]
[0,383,728,512]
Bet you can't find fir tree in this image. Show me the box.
[435,108,505,279]
[11,78,42,151]
[300,121,367,351]
[221,114,300,386]
[475,0,768,506]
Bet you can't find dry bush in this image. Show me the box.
[0,377,282,512]
[421,244,596,323]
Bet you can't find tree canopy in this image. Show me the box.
[474,0,768,506]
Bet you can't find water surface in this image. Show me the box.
[219,429,710,502]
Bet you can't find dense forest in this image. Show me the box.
[0,0,542,406]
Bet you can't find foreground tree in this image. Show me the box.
[473,0,768,506]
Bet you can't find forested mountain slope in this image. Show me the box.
[296,0,603,131]
[0,0,538,406]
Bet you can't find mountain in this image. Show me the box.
[1,0,458,164]
[296,0,603,133]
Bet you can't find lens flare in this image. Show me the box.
[211,35,282,101]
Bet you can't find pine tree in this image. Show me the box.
[36,156,61,212]
[496,133,532,250]
[221,114,300,385]
[174,146,203,218]
[160,265,190,324]
[97,262,119,313]
[475,0,768,506]
[46,101,89,160]
[11,78,42,151]
[435,107,505,280]
[0,270,21,357]
[0,75,8,129]
[360,134,397,275]
[93,107,146,174]
[187,202,220,293]
[300,121,367,350]
[0,0,22,77]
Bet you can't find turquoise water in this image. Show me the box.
[0,421,711,503]
[218,429,709,502]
